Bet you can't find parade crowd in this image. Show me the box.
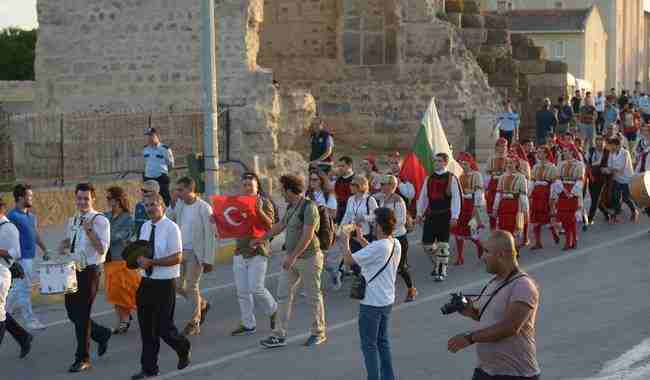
[2,90,649,380]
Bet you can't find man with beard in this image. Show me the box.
[416,153,461,282]
[7,184,50,330]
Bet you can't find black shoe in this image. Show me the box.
[98,331,111,357]
[177,349,191,370]
[20,334,33,359]
[20,334,34,359]
[200,302,211,326]
[131,370,159,380]
[68,360,92,373]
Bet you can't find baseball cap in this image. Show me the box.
[142,180,160,194]
[144,127,159,136]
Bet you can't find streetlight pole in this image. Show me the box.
[201,0,219,196]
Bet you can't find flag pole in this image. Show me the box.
[201,0,219,197]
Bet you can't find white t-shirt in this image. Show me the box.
[178,201,198,251]
[139,216,182,280]
[352,238,402,307]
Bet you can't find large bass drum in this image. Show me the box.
[630,172,650,208]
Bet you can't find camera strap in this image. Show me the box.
[477,269,528,321]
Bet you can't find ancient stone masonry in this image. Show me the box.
[259,0,501,160]
[447,0,571,141]
[35,0,308,186]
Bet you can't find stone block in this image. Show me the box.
[445,0,464,13]
[446,12,462,28]
[463,0,481,14]
[484,14,509,29]
[546,61,568,74]
[477,54,497,74]
[461,14,484,28]
[487,30,509,45]
[518,60,547,75]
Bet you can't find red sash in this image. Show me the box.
[557,183,579,224]
[486,177,498,214]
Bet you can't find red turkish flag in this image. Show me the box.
[211,195,263,239]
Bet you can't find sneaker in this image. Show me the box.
[231,325,257,336]
[26,319,46,331]
[269,312,277,331]
[260,335,286,348]
[332,271,343,291]
[303,335,327,347]
[405,288,417,303]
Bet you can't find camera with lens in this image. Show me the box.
[441,292,469,315]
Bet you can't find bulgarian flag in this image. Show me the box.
[401,98,463,202]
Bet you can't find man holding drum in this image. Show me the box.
[58,183,112,373]
[0,196,33,359]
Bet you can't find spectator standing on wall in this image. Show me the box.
[594,91,606,134]
[495,99,519,146]
[309,118,334,174]
[535,98,557,146]
[555,96,573,135]
[143,128,175,207]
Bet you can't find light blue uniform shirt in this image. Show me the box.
[496,111,520,132]
[638,96,650,115]
[143,143,174,178]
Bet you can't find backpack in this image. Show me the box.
[299,198,335,250]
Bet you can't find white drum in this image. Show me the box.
[38,261,78,295]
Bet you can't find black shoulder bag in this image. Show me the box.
[350,240,396,300]
[0,221,25,279]
[476,269,528,321]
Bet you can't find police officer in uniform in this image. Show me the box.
[143,128,175,206]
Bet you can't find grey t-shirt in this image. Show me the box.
[476,275,541,377]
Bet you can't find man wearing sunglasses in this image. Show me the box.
[134,180,160,237]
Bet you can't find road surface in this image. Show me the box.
[2,219,650,380]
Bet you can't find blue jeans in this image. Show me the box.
[612,181,637,215]
[359,304,394,380]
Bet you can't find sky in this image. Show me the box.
[0,0,38,30]
[1,0,650,30]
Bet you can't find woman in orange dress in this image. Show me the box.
[104,186,140,334]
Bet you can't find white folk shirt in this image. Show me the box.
[341,194,378,236]
[352,238,402,307]
[138,216,182,280]
[178,201,199,251]
[379,194,408,237]
[608,149,635,184]
[65,210,110,267]
[0,216,21,323]
[416,170,462,220]
[594,95,606,113]
[396,178,416,201]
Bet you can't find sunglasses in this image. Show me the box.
[310,177,320,181]
[141,189,153,193]
[241,174,257,181]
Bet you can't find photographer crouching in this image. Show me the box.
[447,230,541,380]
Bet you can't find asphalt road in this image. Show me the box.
[2,218,650,380]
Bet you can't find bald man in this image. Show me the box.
[448,231,541,380]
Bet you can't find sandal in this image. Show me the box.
[112,315,132,334]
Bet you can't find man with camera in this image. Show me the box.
[447,230,541,380]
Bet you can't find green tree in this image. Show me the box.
[0,28,37,81]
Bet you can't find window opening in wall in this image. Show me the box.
[552,40,566,59]
[554,1,564,9]
[342,1,398,66]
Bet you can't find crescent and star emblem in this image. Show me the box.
[223,206,247,226]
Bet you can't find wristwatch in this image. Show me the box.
[464,331,475,345]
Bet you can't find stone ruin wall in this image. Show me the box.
[259,0,501,159]
[34,0,307,186]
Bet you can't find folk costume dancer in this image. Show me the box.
[552,145,585,250]
[451,153,485,266]
[416,153,461,282]
[529,146,560,249]
[492,156,529,244]
[386,152,417,217]
[485,138,508,230]
[586,136,612,224]
[511,143,532,247]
